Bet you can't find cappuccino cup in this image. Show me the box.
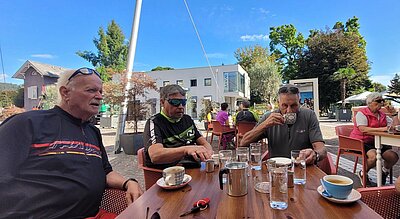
[283,113,297,125]
[163,166,185,186]
[322,175,353,199]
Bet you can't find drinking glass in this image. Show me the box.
[269,167,288,210]
[250,143,262,170]
[291,150,306,185]
[236,147,249,162]
[219,150,233,168]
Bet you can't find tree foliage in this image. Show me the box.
[76,20,128,82]
[388,73,400,94]
[371,82,386,92]
[333,67,356,107]
[248,62,281,105]
[269,24,305,81]
[151,66,174,71]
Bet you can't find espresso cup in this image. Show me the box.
[322,175,353,199]
[283,113,297,125]
[163,166,185,186]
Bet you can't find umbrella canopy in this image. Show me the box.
[337,91,372,104]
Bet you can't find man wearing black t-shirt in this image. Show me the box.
[144,84,213,169]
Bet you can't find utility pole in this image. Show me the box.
[114,0,143,153]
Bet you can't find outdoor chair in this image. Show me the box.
[205,120,213,141]
[209,120,236,150]
[137,148,163,190]
[235,121,256,147]
[335,125,393,187]
[357,186,400,219]
[100,188,128,215]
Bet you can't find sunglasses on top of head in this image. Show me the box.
[278,86,299,94]
[166,98,187,107]
[68,67,101,81]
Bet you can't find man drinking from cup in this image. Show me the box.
[144,84,213,169]
[241,84,327,165]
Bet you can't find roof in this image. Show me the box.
[12,60,69,79]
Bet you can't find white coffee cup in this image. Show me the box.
[163,166,185,186]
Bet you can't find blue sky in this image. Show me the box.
[1,0,399,86]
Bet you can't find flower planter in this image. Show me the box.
[119,132,144,155]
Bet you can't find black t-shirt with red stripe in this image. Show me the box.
[0,106,112,218]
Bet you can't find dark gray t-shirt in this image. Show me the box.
[257,108,324,158]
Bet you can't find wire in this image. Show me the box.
[0,43,5,83]
[183,0,220,100]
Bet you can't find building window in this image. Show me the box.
[190,79,197,87]
[176,80,184,86]
[204,78,211,86]
[223,71,244,93]
[163,81,170,86]
[27,86,38,99]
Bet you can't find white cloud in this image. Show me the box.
[206,53,227,59]
[31,54,55,59]
[240,34,269,42]
[0,73,8,80]
[370,72,399,86]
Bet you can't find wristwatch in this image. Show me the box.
[313,150,320,164]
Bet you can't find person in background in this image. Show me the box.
[350,92,399,186]
[144,84,213,169]
[234,100,259,124]
[216,102,235,149]
[241,84,327,165]
[0,68,142,218]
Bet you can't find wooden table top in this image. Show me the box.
[117,164,382,219]
[366,131,400,138]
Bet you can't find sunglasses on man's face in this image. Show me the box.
[374,99,385,104]
[166,98,187,107]
[278,86,299,94]
[68,67,101,81]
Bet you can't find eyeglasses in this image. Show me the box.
[374,99,385,104]
[278,86,299,94]
[166,98,187,107]
[68,67,101,81]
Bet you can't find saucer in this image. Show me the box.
[317,185,361,204]
[270,157,291,166]
[156,174,192,190]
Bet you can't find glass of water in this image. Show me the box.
[291,150,306,185]
[250,143,262,170]
[269,166,288,210]
[236,147,249,162]
[219,150,233,168]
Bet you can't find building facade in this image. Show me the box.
[144,64,250,119]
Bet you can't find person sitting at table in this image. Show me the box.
[216,102,235,149]
[234,100,259,124]
[350,92,399,186]
[241,84,327,165]
[0,68,143,218]
[144,84,213,169]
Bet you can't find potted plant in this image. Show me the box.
[103,72,158,155]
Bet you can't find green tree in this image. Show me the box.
[234,45,271,72]
[297,29,370,112]
[269,24,305,81]
[332,68,356,107]
[40,85,58,110]
[0,90,17,107]
[371,82,386,92]
[151,66,174,71]
[76,20,128,81]
[388,73,400,94]
[248,62,281,105]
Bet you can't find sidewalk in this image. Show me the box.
[102,118,399,190]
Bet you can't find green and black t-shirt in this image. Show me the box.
[143,112,202,169]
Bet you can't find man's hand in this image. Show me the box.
[260,113,284,128]
[184,146,212,161]
[125,180,143,205]
[300,148,316,165]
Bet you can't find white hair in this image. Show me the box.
[366,92,382,104]
[56,69,76,104]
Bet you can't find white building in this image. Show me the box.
[144,64,250,119]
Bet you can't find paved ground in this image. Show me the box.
[102,118,399,190]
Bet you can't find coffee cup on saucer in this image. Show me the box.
[163,166,185,186]
[321,175,353,199]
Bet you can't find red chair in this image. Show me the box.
[209,120,235,150]
[357,186,400,219]
[137,148,163,190]
[316,153,336,175]
[335,125,393,187]
[205,121,213,141]
[100,188,128,215]
[235,121,256,147]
